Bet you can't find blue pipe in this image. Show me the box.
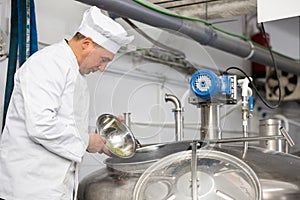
[2,0,18,130]
[2,0,38,130]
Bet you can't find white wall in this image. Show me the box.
[264,17,300,59]
[35,0,90,44]
[1,0,300,180]
[257,0,300,22]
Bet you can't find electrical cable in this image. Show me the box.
[122,17,186,58]
[132,0,300,62]
[223,22,282,109]
[128,0,285,109]
[224,66,281,109]
[260,22,281,103]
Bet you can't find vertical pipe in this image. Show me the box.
[165,93,184,141]
[242,96,249,158]
[2,0,18,130]
[123,112,131,129]
[191,141,198,200]
[200,103,221,140]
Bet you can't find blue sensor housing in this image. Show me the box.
[190,69,221,99]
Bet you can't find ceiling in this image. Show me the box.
[147,0,257,20]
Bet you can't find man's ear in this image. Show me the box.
[81,37,94,50]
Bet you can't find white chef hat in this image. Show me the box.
[77,6,134,54]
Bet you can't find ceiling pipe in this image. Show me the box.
[75,0,300,75]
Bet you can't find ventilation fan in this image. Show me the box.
[265,67,300,101]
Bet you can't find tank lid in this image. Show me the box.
[133,149,262,200]
[259,118,282,126]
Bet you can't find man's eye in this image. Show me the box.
[101,57,111,63]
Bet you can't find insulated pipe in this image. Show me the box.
[165,93,184,141]
[75,0,300,74]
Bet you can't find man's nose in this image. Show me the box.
[98,63,107,72]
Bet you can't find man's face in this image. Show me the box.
[79,45,114,75]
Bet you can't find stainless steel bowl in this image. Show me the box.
[96,114,136,158]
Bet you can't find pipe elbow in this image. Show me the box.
[165,93,182,110]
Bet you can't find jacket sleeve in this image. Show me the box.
[20,55,87,163]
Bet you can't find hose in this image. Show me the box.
[2,0,38,130]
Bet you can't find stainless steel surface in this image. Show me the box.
[191,142,198,200]
[208,135,285,143]
[259,118,285,152]
[133,149,262,200]
[104,141,205,174]
[279,127,295,147]
[96,114,136,158]
[165,93,184,141]
[78,167,138,200]
[242,96,249,158]
[123,112,131,129]
[78,141,205,200]
[200,103,221,140]
[215,145,300,200]
[79,142,300,200]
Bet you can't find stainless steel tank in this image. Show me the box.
[133,147,262,200]
[215,145,300,200]
[78,143,300,200]
[78,141,204,200]
[259,118,286,152]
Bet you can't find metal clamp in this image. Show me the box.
[244,41,255,60]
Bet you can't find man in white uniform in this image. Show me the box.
[0,6,133,200]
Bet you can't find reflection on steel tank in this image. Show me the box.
[78,141,204,200]
[78,141,300,200]
[259,118,286,152]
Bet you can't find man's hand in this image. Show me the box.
[87,133,111,156]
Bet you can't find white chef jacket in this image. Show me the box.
[0,40,90,200]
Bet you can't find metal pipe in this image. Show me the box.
[209,135,285,143]
[165,93,184,141]
[241,96,249,158]
[75,0,300,74]
[279,127,295,147]
[123,112,132,129]
[200,103,221,140]
[191,141,199,200]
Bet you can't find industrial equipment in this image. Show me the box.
[259,118,286,152]
[72,2,300,199]
[266,68,300,101]
[78,141,206,200]
[75,0,300,75]
[79,69,300,200]
[165,93,184,141]
[188,69,238,140]
[133,147,262,200]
